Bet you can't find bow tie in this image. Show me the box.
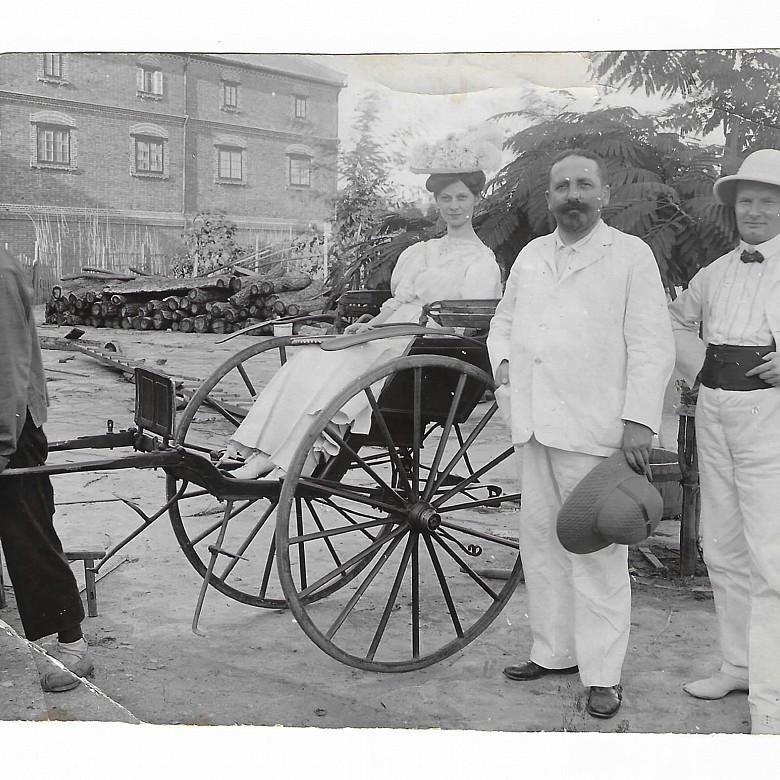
[741,249,765,264]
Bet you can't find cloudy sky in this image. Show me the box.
[311,52,668,197]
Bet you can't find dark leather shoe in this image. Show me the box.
[503,660,579,681]
[587,685,623,718]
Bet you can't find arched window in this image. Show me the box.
[136,56,164,98]
[220,71,241,111]
[286,144,314,188]
[214,134,247,185]
[30,110,76,170]
[130,123,169,178]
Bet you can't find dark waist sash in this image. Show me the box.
[701,343,776,391]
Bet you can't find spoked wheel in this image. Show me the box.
[168,335,323,608]
[276,352,523,671]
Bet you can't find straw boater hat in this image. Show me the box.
[409,126,503,175]
[713,149,780,206]
[557,452,664,555]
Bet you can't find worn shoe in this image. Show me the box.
[683,671,749,700]
[587,685,623,719]
[38,638,95,693]
[752,714,780,735]
[503,660,579,681]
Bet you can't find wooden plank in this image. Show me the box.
[638,545,667,571]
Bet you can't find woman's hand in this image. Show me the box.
[343,315,374,335]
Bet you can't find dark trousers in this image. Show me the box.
[0,413,84,640]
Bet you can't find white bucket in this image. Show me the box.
[273,322,293,337]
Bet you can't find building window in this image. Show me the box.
[137,67,163,97]
[130,123,169,179]
[38,53,67,84]
[30,111,76,170]
[294,96,308,120]
[135,136,164,174]
[223,81,239,110]
[43,54,62,78]
[288,154,311,187]
[36,125,70,166]
[217,147,243,181]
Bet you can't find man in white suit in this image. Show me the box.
[487,149,674,718]
[669,149,780,735]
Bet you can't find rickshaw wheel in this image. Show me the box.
[167,335,370,609]
[276,352,523,672]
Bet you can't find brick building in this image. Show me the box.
[0,53,345,275]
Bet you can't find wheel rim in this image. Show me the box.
[276,352,523,671]
[168,336,310,608]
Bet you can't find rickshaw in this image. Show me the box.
[2,299,524,673]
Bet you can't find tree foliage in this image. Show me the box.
[330,93,392,274]
[591,50,780,162]
[175,212,246,277]
[485,107,740,286]
[339,52,780,296]
[327,91,426,301]
[342,109,737,292]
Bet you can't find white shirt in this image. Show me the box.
[670,232,780,347]
[553,223,603,279]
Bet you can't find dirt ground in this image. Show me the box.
[0,313,755,738]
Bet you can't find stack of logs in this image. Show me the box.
[44,272,323,335]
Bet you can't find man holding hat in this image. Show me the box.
[669,149,780,735]
[488,149,674,718]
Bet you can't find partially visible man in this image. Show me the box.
[669,149,780,735]
[0,245,94,692]
[488,149,674,718]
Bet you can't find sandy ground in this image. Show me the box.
[0,316,755,740]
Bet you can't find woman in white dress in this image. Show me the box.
[226,135,503,479]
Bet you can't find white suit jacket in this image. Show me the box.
[487,221,675,456]
[668,245,780,346]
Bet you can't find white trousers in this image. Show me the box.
[696,386,780,722]
[517,438,631,687]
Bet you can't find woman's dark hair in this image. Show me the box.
[425,170,486,197]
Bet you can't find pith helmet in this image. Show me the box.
[557,452,663,555]
[713,149,780,206]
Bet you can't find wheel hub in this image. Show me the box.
[407,502,441,531]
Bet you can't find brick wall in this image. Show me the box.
[0,53,342,263]
[185,57,339,138]
[0,53,186,115]
[0,97,184,211]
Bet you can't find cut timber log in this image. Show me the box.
[58,278,110,300]
[262,272,312,294]
[269,285,327,317]
[103,274,240,297]
[187,287,231,303]
[61,271,136,281]
[82,266,139,280]
[193,315,210,333]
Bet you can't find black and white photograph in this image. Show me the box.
[2,3,780,776]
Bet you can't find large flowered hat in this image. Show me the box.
[410,126,503,175]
